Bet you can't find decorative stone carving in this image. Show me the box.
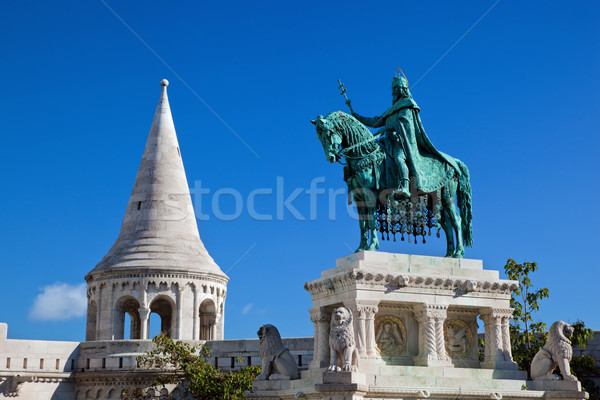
[327,307,359,372]
[444,319,473,359]
[309,309,330,368]
[479,308,518,370]
[375,315,407,355]
[413,304,451,366]
[304,270,518,297]
[255,324,298,380]
[531,321,577,381]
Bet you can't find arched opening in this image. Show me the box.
[124,313,131,339]
[149,313,162,338]
[149,296,174,338]
[114,296,141,340]
[199,299,216,340]
[86,300,97,341]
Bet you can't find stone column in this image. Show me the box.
[413,304,451,366]
[363,304,379,357]
[176,285,184,340]
[95,285,103,340]
[139,307,150,339]
[212,317,218,340]
[192,285,199,340]
[480,308,518,370]
[344,303,366,356]
[309,308,330,368]
[108,282,118,340]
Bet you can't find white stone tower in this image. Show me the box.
[85,80,228,342]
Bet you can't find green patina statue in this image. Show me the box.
[312,72,473,258]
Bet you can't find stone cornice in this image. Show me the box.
[86,271,228,287]
[304,269,518,297]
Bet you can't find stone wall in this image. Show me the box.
[2,325,598,400]
[0,329,80,400]
[0,328,313,399]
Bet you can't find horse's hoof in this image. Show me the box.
[452,251,464,259]
[354,248,365,253]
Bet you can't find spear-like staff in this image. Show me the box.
[338,78,354,114]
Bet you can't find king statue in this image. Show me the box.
[314,71,473,257]
[350,75,460,198]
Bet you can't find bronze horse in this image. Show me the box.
[312,111,472,257]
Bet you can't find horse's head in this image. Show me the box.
[311,114,342,163]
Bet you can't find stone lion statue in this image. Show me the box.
[255,324,298,380]
[530,320,577,381]
[327,307,359,372]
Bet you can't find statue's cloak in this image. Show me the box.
[378,98,460,192]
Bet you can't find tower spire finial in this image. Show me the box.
[88,79,227,280]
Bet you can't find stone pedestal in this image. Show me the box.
[246,252,588,400]
[304,251,521,372]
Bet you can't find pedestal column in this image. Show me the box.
[413,303,451,366]
[363,304,378,356]
[309,308,330,368]
[344,301,378,356]
[480,308,518,370]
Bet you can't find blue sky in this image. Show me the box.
[0,1,598,342]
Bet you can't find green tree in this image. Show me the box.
[570,321,599,400]
[504,259,550,372]
[503,259,599,398]
[123,334,260,400]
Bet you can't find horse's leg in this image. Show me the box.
[366,201,379,251]
[354,190,369,252]
[354,169,379,251]
[440,210,455,258]
[441,182,464,258]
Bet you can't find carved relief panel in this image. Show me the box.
[444,308,479,367]
[375,315,407,355]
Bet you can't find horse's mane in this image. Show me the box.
[325,111,379,157]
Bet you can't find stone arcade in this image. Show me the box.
[0,81,594,399]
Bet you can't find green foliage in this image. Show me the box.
[571,320,594,350]
[123,335,260,400]
[505,259,550,348]
[504,259,550,373]
[503,259,599,398]
[570,321,599,400]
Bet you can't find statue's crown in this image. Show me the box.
[392,67,409,89]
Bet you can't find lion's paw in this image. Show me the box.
[256,373,268,381]
[327,365,340,372]
[564,374,578,382]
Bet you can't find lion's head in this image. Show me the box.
[331,307,353,330]
[545,320,574,361]
[257,324,285,358]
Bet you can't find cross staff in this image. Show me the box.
[338,79,354,114]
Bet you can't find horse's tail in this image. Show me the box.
[455,159,473,248]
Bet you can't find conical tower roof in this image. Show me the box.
[88,80,227,281]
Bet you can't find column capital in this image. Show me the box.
[479,307,514,319]
[344,300,379,319]
[413,303,448,320]
[138,307,151,320]
[309,308,331,323]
